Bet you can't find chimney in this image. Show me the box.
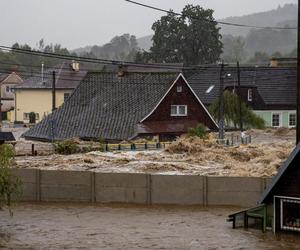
[117,65,127,78]
[71,60,80,71]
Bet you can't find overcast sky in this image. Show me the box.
[1,0,297,49]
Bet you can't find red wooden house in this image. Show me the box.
[23,71,218,142]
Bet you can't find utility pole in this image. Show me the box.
[52,71,56,112]
[237,61,243,131]
[0,93,2,132]
[297,0,300,144]
[219,62,225,140]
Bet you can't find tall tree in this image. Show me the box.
[146,5,223,65]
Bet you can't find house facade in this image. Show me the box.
[0,72,23,120]
[23,71,218,142]
[12,62,87,124]
[186,66,297,128]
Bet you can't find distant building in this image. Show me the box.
[12,62,87,124]
[0,72,23,120]
[187,66,297,128]
[270,57,296,67]
[23,70,218,142]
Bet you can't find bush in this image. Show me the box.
[0,144,21,215]
[188,123,208,139]
[54,139,80,155]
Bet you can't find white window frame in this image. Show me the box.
[248,89,253,102]
[272,112,282,127]
[170,105,187,117]
[280,198,300,232]
[176,86,182,93]
[288,112,296,128]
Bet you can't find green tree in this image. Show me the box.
[209,90,265,129]
[144,5,222,65]
[0,144,21,215]
[221,35,247,63]
[247,51,270,64]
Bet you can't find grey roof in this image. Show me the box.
[260,143,300,204]
[0,73,9,83]
[14,62,87,90]
[23,72,178,141]
[186,66,296,106]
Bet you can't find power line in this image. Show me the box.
[124,0,297,30]
[0,46,190,70]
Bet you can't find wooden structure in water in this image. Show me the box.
[228,143,300,233]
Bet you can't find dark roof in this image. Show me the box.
[0,73,9,83]
[260,143,300,204]
[0,132,15,141]
[14,62,87,90]
[186,67,296,106]
[23,72,178,141]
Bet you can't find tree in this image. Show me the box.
[209,90,265,129]
[144,4,223,65]
[221,35,247,63]
[0,144,21,215]
[247,51,270,64]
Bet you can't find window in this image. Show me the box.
[176,86,182,92]
[64,93,70,101]
[6,86,10,92]
[248,89,253,102]
[272,113,281,127]
[23,113,39,120]
[280,198,300,232]
[23,113,30,120]
[170,105,187,116]
[289,113,296,127]
[206,85,215,94]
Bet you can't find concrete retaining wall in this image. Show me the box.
[13,169,272,207]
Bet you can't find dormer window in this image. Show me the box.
[177,86,182,92]
[248,89,253,102]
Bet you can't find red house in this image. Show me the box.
[23,71,218,142]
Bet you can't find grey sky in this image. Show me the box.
[1,0,297,49]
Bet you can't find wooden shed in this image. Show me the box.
[229,143,300,233]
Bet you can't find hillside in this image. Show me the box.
[219,4,297,36]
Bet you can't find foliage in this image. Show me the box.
[188,123,208,139]
[54,139,80,155]
[88,33,140,61]
[138,4,223,65]
[0,39,77,77]
[247,51,270,64]
[0,144,21,215]
[209,90,265,129]
[221,35,247,63]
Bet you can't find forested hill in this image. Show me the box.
[219,4,297,36]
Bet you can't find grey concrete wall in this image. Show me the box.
[151,175,204,205]
[95,173,149,204]
[13,169,272,207]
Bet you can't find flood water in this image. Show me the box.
[0,203,300,250]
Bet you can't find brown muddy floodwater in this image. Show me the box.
[0,203,300,250]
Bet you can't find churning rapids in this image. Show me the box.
[0,203,300,249]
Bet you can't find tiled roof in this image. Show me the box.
[186,66,296,106]
[14,62,87,90]
[23,72,178,141]
[0,73,9,83]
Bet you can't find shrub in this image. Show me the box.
[54,139,80,155]
[188,123,208,139]
[0,144,21,215]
